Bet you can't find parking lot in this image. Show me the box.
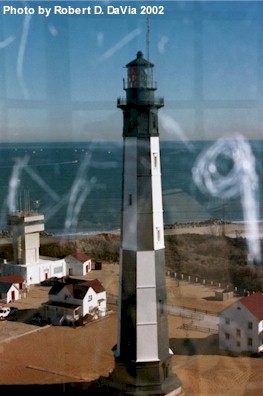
[0,284,50,343]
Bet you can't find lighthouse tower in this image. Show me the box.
[110,52,182,395]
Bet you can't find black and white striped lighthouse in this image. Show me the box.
[109,52,182,395]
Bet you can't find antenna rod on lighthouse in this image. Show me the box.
[146,16,150,61]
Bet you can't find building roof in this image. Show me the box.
[42,300,80,310]
[69,252,91,263]
[84,279,105,294]
[240,292,263,321]
[0,275,25,284]
[126,51,153,68]
[0,282,13,293]
[49,277,105,300]
[65,283,88,300]
[49,282,65,295]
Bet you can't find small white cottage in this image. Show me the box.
[0,274,27,303]
[64,252,92,276]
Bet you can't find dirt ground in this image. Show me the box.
[0,264,262,395]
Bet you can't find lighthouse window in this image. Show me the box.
[156,227,160,241]
[151,113,156,129]
[138,67,147,87]
[153,153,158,168]
[129,194,132,205]
[159,299,164,314]
[128,66,137,88]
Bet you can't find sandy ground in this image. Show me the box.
[164,221,263,239]
[0,265,262,395]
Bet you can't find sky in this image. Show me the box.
[0,0,263,142]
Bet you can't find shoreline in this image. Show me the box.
[1,221,263,245]
[164,221,263,238]
[49,221,263,240]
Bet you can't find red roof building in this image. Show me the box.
[42,276,106,325]
[64,252,92,276]
[219,292,263,354]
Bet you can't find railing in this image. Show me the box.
[165,270,237,295]
[178,322,218,334]
[167,304,218,318]
[117,97,164,106]
[107,293,118,306]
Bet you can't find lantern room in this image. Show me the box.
[125,51,154,89]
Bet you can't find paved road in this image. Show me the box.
[167,305,219,331]
[0,318,47,343]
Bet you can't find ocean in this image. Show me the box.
[0,139,262,236]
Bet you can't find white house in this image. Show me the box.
[0,274,27,303]
[3,256,67,287]
[0,283,18,304]
[219,292,263,354]
[41,277,107,325]
[64,252,92,276]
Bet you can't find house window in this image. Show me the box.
[129,193,132,206]
[88,295,92,302]
[237,341,240,347]
[225,333,230,340]
[54,265,63,274]
[236,328,241,337]
[248,321,253,330]
[64,294,69,300]
[225,317,230,325]
[248,337,253,346]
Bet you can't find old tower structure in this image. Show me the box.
[8,212,44,265]
[110,52,182,395]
